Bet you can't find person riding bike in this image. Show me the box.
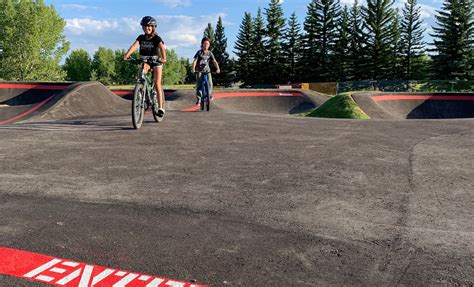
[123,16,167,119]
[191,37,220,105]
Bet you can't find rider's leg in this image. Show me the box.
[195,72,202,105]
[153,65,164,109]
[208,73,213,100]
[153,65,165,117]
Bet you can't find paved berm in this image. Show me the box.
[0,85,473,286]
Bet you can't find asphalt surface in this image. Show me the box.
[0,84,473,286]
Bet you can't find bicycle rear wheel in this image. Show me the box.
[132,83,145,129]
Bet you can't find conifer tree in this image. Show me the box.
[203,23,215,48]
[251,8,267,84]
[234,12,255,85]
[400,0,426,79]
[333,6,352,81]
[213,16,232,86]
[389,10,404,79]
[282,13,303,82]
[264,0,286,83]
[314,0,341,81]
[431,0,474,80]
[302,1,321,81]
[348,0,368,80]
[363,0,396,79]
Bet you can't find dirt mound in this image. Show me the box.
[30,82,130,121]
[352,92,474,119]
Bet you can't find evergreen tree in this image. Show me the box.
[282,13,303,82]
[251,8,267,84]
[314,0,341,81]
[333,6,351,81]
[213,16,232,86]
[63,49,92,81]
[430,0,474,80]
[302,1,321,81]
[363,0,396,79]
[348,0,368,80]
[0,0,69,81]
[389,9,404,79]
[91,47,115,85]
[400,0,426,79]
[203,23,215,48]
[234,12,255,85]
[264,0,286,83]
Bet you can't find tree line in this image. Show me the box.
[0,0,473,86]
[233,0,474,85]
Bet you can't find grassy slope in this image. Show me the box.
[306,92,370,119]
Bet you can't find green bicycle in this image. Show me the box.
[128,56,164,129]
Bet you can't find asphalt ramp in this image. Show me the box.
[0,82,130,124]
[352,92,474,119]
[164,89,327,114]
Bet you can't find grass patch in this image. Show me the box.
[306,92,369,119]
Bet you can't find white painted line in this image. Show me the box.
[146,278,165,287]
[113,273,139,287]
[115,270,127,277]
[56,269,81,285]
[24,258,62,278]
[91,269,115,286]
[36,275,55,282]
[62,261,80,267]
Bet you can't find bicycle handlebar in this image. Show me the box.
[125,56,164,65]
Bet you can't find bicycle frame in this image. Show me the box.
[201,73,210,102]
[129,56,162,128]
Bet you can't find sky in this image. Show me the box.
[43,0,443,61]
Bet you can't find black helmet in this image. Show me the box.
[140,16,156,27]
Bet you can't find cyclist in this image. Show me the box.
[123,16,167,119]
[191,37,220,105]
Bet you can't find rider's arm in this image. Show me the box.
[123,40,139,60]
[158,42,167,64]
[211,52,220,73]
[213,59,220,73]
[191,58,197,73]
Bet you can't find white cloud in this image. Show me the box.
[64,14,225,59]
[419,3,438,19]
[155,0,192,8]
[60,4,98,11]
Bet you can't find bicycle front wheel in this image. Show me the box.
[132,83,145,129]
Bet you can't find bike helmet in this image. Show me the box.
[140,16,156,27]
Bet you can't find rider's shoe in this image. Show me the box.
[157,108,165,119]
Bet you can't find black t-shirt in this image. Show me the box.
[136,34,164,56]
[194,49,216,73]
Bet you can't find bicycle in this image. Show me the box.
[127,56,164,129]
[197,72,211,112]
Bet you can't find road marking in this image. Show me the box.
[0,247,205,287]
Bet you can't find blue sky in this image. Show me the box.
[44,0,442,61]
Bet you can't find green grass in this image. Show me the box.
[305,92,370,119]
